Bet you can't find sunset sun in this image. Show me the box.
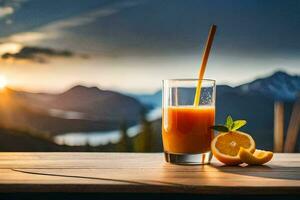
[0,75,8,89]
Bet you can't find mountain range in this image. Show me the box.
[133,71,300,107]
[0,85,143,134]
[0,71,299,151]
[132,71,300,151]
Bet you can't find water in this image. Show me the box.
[48,109,87,120]
[54,107,161,146]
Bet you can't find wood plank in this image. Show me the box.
[274,102,284,152]
[0,153,299,194]
[284,98,300,152]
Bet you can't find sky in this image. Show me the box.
[0,0,299,93]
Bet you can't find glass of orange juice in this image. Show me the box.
[162,79,216,165]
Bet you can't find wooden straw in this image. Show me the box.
[193,25,217,106]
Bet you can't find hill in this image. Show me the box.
[0,85,143,134]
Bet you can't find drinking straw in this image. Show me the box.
[193,24,217,106]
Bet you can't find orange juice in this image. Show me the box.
[162,106,215,154]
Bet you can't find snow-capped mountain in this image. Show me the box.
[238,71,300,101]
[132,71,300,107]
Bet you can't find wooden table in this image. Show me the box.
[0,153,299,197]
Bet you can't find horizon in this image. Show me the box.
[4,70,298,95]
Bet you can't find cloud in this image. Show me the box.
[1,46,75,63]
[0,0,145,45]
[0,7,119,46]
[42,8,119,31]
[49,0,145,30]
[6,32,48,43]
[0,0,28,24]
[0,42,22,56]
[0,6,14,18]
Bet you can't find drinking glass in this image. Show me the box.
[162,79,216,165]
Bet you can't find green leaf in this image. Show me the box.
[225,115,234,130]
[210,125,229,132]
[231,120,247,131]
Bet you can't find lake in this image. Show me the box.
[54,107,162,146]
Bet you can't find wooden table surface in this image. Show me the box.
[0,153,299,194]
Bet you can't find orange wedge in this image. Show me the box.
[239,148,273,165]
[211,131,255,165]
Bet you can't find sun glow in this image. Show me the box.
[0,42,22,56]
[0,75,8,89]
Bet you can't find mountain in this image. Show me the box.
[49,85,143,121]
[133,71,300,107]
[130,90,162,108]
[237,71,300,101]
[0,85,143,134]
[132,71,300,151]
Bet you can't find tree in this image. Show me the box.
[134,107,153,152]
[116,121,130,152]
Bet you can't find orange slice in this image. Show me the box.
[239,148,273,165]
[211,131,255,165]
